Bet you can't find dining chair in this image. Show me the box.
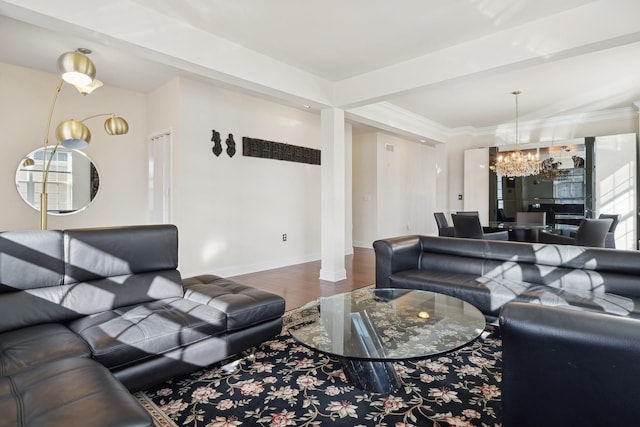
[433,212,454,237]
[567,214,621,248]
[598,214,621,248]
[451,214,508,241]
[538,218,613,248]
[455,211,479,216]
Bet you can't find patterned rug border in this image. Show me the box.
[135,391,179,427]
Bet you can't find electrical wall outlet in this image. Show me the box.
[282,234,287,242]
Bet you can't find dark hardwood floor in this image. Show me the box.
[230,247,375,311]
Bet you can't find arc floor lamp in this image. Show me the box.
[39,49,129,230]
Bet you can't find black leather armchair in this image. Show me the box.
[500,302,640,426]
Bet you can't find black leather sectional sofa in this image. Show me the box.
[0,225,285,427]
[374,235,640,426]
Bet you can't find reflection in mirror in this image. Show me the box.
[492,133,637,250]
[497,143,587,225]
[16,147,99,215]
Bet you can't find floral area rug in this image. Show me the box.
[135,298,502,427]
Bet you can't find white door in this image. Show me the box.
[148,132,172,224]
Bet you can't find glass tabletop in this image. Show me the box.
[487,221,550,230]
[288,288,486,361]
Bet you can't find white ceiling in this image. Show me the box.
[2,0,640,137]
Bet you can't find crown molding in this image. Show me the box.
[348,102,639,144]
[346,102,449,143]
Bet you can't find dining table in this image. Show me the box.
[487,222,578,242]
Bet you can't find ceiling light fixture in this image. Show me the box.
[494,91,540,178]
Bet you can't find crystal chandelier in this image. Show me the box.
[495,91,540,178]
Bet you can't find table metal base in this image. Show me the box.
[340,358,401,394]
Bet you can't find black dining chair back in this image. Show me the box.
[455,211,479,216]
[539,218,613,248]
[434,212,449,229]
[452,214,485,239]
[598,213,621,248]
[451,214,508,240]
[434,212,454,237]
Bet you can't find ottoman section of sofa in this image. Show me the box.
[67,298,227,370]
[183,274,285,331]
[0,357,152,427]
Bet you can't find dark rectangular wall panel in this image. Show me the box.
[242,137,321,165]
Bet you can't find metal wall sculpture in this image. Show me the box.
[226,134,236,157]
[211,129,223,156]
[242,137,321,165]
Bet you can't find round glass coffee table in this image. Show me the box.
[289,288,486,393]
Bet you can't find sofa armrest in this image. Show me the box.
[499,302,640,426]
[372,236,422,288]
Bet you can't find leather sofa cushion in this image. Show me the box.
[0,270,186,334]
[0,323,90,376]
[0,230,64,291]
[64,225,179,283]
[68,298,226,370]
[0,357,152,427]
[417,236,640,296]
[389,270,522,316]
[516,286,640,317]
[183,275,286,331]
[390,269,640,318]
[418,251,617,293]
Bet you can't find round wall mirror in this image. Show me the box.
[15,146,100,215]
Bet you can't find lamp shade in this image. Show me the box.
[56,119,92,149]
[74,78,103,95]
[57,51,96,86]
[104,116,129,135]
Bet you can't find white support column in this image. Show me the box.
[319,108,347,282]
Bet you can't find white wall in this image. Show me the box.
[594,133,637,250]
[159,77,323,277]
[463,147,490,224]
[352,132,437,246]
[2,63,352,278]
[0,62,148,231]
[344,122,354,252]
[352,132,377,247]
